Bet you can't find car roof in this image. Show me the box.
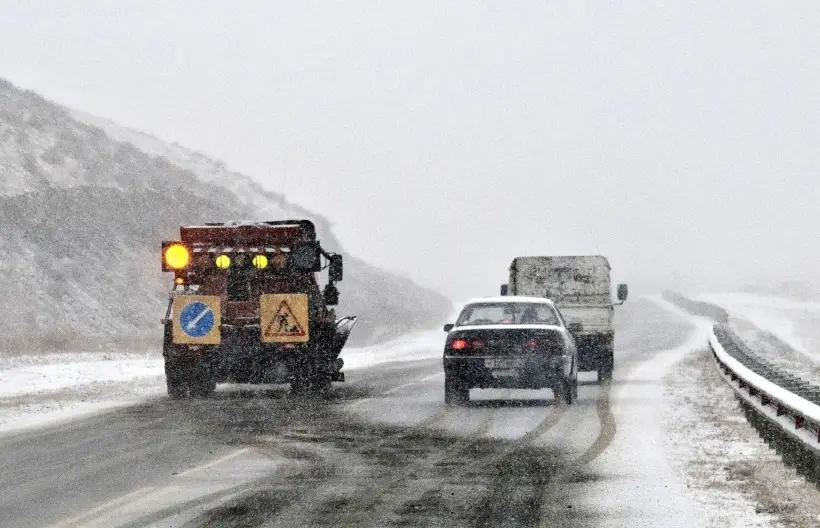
[462,296,556,307]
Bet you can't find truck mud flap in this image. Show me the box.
[329,316,358,358]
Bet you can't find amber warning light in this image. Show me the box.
[162,242,190,271]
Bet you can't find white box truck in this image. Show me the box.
[501,255,627,382]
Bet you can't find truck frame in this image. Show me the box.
[160,220,356,397]
[501,255,627,382]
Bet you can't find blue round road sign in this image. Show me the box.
[179,301,215,338]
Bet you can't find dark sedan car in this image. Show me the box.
[442,296,579,405]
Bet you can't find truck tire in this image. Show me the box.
[164,358,187,399]
[189,362,216,398]
[555,378,574,405]
[444,375,469,405]
[597,350,614,384]
[290,375,331,398]
[163,324,187,398]
[164,356,214,399]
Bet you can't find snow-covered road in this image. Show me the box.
[0,329,448,436]
[1,297,817,527]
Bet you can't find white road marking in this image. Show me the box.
[347,372,444,409]
[185,305,213,331]
[49,486,155,528]
[175,447,251,478]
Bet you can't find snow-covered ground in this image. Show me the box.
[696,293,820,382]
[698,293,820,359]
[657,299,820,528]
[0,329,447,436]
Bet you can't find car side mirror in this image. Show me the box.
[617,283,628,302]
[567,322,583,334]
[443,323,454,332]
[329,254,343,282]
[500,284,508,296]
[323,283,339,306]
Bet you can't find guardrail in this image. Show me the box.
[661,290,728,323]
[662,290,820,483]
[711,323,820,482]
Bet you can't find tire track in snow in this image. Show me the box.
[471,399,571,527]
[537,380,620,526]
[327,405,504,527]
[260,403,459,528]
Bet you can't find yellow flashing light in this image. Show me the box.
[164,244,190,270]
[215,254,231,269]
[174,277,185,285]
[252,254,269,269]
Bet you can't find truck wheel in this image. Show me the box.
[444,375,469,405]
[190,362,216,398]
[310,376,332,398]
[555,378,574,405]
[164,358,188,399]
[290,376,308,395]
[597,351,614,384]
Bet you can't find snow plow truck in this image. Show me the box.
[161,220,356,398]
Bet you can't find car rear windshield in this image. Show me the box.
[455,302,560,326]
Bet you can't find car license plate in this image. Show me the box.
[485,357,524,369]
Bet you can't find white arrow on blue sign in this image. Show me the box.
[179,301,215,338]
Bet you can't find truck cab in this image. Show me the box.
[161,220,356,398]
[501,255,627,382]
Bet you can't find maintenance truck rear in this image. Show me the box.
[501,255,627,382]
[161,220,356,397]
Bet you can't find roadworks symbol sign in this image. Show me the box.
[261,294,310,343]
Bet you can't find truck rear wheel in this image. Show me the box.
[597,350,614,384]
[164,357,215,399]
[444,375,469,405]
[290,363,333,397]
[189,362,216,398]
[554,378,574,405]
[165,358,187,399]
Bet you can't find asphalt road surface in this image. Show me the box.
[0,298,700,527]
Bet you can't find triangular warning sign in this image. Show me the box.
[264,300,307,338]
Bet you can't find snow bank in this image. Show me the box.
[0,325,450,436]
[697,293,820,363]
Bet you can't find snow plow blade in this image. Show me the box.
[331,316,358,358]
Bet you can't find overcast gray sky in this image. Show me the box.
[2,2,819,299]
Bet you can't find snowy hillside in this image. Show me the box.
[0,78,451,351]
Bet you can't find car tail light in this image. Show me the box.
[525,338,538,351]
[450,339,469,350]
[471,340,485,350]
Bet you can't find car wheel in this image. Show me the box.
[444,375,469,405]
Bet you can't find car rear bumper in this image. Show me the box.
[443,354,568,389]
